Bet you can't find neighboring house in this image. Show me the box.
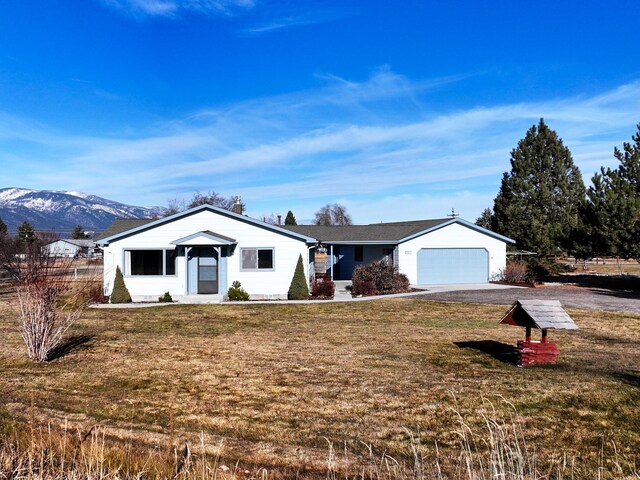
[43,238,96,258]
[96,205,514,302]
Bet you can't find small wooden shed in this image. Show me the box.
[500,299,578,367]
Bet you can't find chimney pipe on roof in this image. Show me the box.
[277,214,282,225]
[232,196,243,215]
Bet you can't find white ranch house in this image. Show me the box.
[96,204,514,302]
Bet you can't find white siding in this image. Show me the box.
[43,240,79,257]
[102,210,309,300]
[397,223,507,284]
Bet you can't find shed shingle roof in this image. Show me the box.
[500,300,578,330]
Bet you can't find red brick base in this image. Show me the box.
[516,340,559,367]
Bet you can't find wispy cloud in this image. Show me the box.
[101,0,255,18]
[240,8,342,35]
[2,70,639,222]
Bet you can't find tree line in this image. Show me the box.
[476,119,640,263]
[161,191,352,226]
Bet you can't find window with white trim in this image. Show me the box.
[241,248,274,271]
[124,249,176,276]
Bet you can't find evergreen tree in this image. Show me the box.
[0,216,7,237]
[110,266,132,303]
[492,119,585,256]
[475,208,493,229]
[284,210,297,225]
[582,123,640,260]
[287,254,309,300]
[17,221,36,245]
[71,225,87,239]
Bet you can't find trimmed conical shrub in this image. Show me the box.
[110,265,132,303]
[287,254,309,300]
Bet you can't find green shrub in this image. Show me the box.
[352,260,410,296]
[158,291,173,302]
[227,281,249,301]
[110,266,131,303]
[288,254,309,300]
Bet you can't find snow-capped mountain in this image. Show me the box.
[0,188,163,236]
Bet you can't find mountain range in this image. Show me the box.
[0,188,163,237]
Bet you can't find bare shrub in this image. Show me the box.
[310,278,335,299]
[86,281,108,304]
[2,240,88,362]
[352,260,411,296]
[496,260,531,283]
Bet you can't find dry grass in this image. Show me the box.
[567,258,640,276]
[0,287,638,478]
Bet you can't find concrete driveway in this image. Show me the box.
[410,283,640,314]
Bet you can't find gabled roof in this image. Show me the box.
[283,218,514,244]
[171,230,236,246]
[45,238,95,247]
[95,205,317,245]
[500,300,578,330]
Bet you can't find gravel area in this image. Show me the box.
[411,284,640,314]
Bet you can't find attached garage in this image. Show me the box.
[284,217,514,286]
[417,248,489,284]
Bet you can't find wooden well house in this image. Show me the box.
[500,299,578,367]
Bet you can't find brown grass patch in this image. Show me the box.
[0,293,638,477]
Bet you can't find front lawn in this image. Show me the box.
[0,289,638,478]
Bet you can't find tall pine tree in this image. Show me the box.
[582,123,640,260]
[284,210,297,225]
[492,119,585,256]
[17,221,36,244]
[71,225,87,239]
[474,208,493,229]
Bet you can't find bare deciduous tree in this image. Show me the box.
[163,191,243,217]
[313,203,353,226]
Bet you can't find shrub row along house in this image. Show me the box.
[96,204,514,301]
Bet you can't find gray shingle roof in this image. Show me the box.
[282,219,451,243]
[96,212,514,246]
[64,239,95,247]
[500,300,578,330]
[95,218,154,241]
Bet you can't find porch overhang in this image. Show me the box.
[171,230,237,247]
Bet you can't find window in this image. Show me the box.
[241,248,274,270]
[165,249,176,275]
[354,246,364,262]
[125,249,176,276]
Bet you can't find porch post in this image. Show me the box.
[185,246,191,295]
[330,245,334,281]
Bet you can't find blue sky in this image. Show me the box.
[1,0,639,223]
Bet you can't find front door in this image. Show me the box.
[197,248,218,294]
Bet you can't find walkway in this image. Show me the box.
[91,282,519,308]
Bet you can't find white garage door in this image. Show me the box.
[417,248,489,284]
